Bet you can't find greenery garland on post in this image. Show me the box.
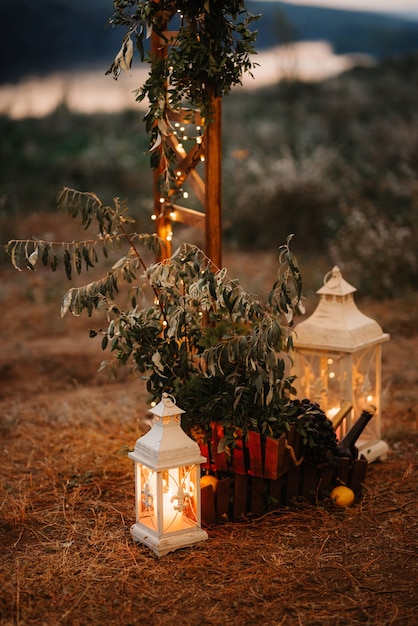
[106,0,259,198]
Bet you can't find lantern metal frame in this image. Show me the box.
[129,394,208,557]
[293,266,390,462]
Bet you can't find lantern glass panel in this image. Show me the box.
[161,464,198,533]
[294,350,352,419]
[137,463,198,534]
[294,345,381,442]
[136,463,157,531]
[352,345,381,442]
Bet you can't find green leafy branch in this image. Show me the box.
[5,187,304,450]
[5,188,162,308]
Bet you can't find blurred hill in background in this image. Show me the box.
[1,0,418,83]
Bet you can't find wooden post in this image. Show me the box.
[150,26,223,266]
[151,27,173,261]
[204,94,222,269]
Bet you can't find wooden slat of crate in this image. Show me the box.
[232,437,246,475]
[285,463,301,503]
[336,457,350,486]
[292,430,303,458]
[349,458,368,495]
[216,477,230,523]
[233,474,248,520]
[264,437,279,479]
[247,431,264,477]
[250,476,265,516]
[302,464,319,503]
[201,485,216,526]
[317,465,335,498]
[286,426,295,448]
[276,433,291,477]
[269,475,283,506]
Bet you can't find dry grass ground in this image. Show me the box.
[0,242,417,625]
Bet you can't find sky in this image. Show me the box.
[254,0,418,15]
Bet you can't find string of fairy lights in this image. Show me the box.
[150,119,206,244]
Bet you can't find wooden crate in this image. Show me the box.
[200,426,368,525]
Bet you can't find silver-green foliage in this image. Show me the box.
[6,188,303,447]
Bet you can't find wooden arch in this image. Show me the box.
[151,25,222,268]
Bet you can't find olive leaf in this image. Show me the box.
[106,36,134,79]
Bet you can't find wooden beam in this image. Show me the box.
[165,135,205,206]
[151,28,171,260]
[204,95,222,268]
[169,204,205,230]
[150,26,223,266]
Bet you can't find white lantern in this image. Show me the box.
[129,393,208,557]
[292,266,390,462]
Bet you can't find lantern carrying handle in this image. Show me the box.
[323,266,340,285]
[162,392,177,407]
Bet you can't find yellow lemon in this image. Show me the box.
[330,485,355,508]
[200,474,218,492]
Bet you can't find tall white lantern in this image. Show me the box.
[292,266,390,462]
[129,393,208,557]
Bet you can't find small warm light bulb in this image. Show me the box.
[367,394,373,402]
[200,155,205,162]
[329,372,336,379]
[174,122,180,128]
[327,358,334,365]
[159,197,165,204]
[196,125,201,131]
[151,214,157,221]
[196,136,202,144]
[183,191,189,199]
[170,211,176,219]
[167,232,173,242]
[162,320,168,327]
[176,170,182,177]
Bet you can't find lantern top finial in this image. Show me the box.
[317,266,356,297]
[149,393,185,418]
